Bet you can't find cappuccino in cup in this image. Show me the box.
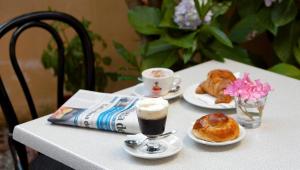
[142,68,181,97]
[136,98,169,136]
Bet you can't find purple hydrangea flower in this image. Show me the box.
[204,11,213,23]
[264,0,282,7]
[174,0,213,30]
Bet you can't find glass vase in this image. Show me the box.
[235,96,267,129]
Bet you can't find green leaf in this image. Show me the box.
[271,0,297,27]
[257,8,277,35]
[41,47,58,74]
[194,0,202,19]
[128,6,162,35]
[183,48,194,64]
[162,31,197,48]
[194,0,212,20]
[211,42,252,65]
[161,50,178,68]
[273,22,300,62]
[293,39,300,65]
[183,40,197,63]
[141,50,177,70]
[229,14,264,43]
[203,25,232,47]
[106,72,119,81]
[48,6,53,11]
[235,0,262,17]
[269,63,300,79]
[113,41,138,67]
[200,48,224,62]
[81,18,91,29]
[211,1,232,19]
[293,46,300,65]
[102,56,112,66]
[144,39,176,56]
[41,50,52,69]
[159,0,178,28]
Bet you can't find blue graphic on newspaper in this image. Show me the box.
[48,95,139,133]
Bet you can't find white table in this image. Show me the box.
[13,59,300,170]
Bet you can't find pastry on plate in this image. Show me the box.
[192,113,240,142]
[196,69,236,104]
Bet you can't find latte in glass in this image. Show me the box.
[136,98,169,136]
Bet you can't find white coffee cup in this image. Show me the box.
[142,68,181,97]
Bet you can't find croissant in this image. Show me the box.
[196,69,236,103]
[192,113,240,142]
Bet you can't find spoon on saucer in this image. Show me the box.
[124,130,177,147]
[169,85,180,93]
[169,77,181,93]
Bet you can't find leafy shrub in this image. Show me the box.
[42,18,118,93]
[115,0,300,80]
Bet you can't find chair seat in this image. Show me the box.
[29,154,73,170]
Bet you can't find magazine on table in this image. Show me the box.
[48,90,140,134]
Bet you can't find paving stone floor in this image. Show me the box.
[0,128,14,170]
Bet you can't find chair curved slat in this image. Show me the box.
[9,21,64,116]
[9,21,65,119]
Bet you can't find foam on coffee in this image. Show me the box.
[142,68,173,79]
[136,98,168,120]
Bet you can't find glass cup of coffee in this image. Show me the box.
[135,97,169,154]
[142,68,181,97]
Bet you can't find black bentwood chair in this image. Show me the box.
[0,11,95,170]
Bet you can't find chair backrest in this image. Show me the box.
[0,11,96,170]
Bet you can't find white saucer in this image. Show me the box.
[188,125,246,146]
[123,134,182,159]
[132,83,183,100]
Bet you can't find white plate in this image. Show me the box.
[183,72,239,109]
[132,83,183,100]
[183,84,235,109]
[123,134,182,159]
[188,125,246,146]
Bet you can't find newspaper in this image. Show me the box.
[48,90,140,134]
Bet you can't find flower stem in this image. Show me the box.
[238,104,255,121]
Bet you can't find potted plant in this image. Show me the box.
[41,18,118,95]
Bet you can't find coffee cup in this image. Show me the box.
[141,68,181,97]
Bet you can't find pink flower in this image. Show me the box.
[224,73,272,101]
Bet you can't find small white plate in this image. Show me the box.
[188,125,246,146]
[183,72,239,109]
[132,83,183,100]
[183,84,235,109]
[123,134,182,159]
